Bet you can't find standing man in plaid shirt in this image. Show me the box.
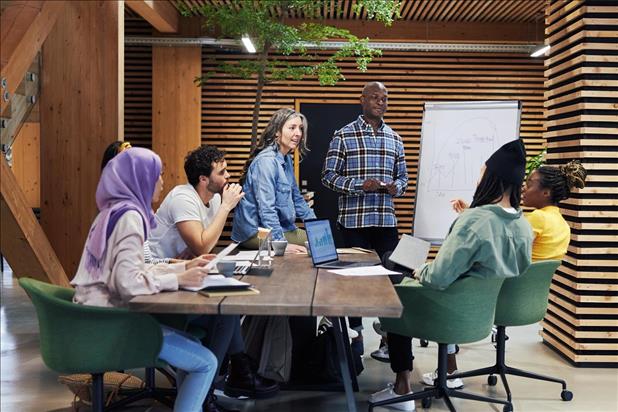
[321,81,408,354]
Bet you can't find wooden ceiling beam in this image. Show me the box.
[281,18,542,43]
[126,0,179,33]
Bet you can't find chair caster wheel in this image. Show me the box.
[455,344,460,354]
[503,403,513,412]
[421,397,432,408]
[561,390,573,401]
[420,339,429,347]
[487,375,498,386]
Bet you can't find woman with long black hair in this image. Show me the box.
[370,139,533,411]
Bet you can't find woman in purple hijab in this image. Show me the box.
[72,148,217,412]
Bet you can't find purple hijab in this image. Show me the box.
[85,148,162,278]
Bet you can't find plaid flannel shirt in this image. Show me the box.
[321,115,408,228]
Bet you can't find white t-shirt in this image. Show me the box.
[148,184,221,259]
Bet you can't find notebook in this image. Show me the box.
[304,218,379,269]
[182,275,252,292]
[388,234,431,270]
[199,287,260,298]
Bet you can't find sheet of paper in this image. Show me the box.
[224,250,271,261]
[205,243,239,269]
[328,265,401,277]
[182,275,250,292]
[388,234,431,270]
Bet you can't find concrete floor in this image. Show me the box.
[2,266,617,412]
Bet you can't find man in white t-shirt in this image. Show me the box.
[149,145,244,259]
[149,145,279,408]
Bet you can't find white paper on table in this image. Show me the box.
[181,275,251,292]
[327,265,401,276]
[224,250,271,261]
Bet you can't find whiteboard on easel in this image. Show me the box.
[413,101,522,243]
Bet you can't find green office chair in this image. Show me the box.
[450,260,573,403]
[371,276,512,412]
[19,278,176,412]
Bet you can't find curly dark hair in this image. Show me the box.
[537,160,587,204]
[184,145,226,187]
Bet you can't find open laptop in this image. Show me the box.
[305,219,379,269]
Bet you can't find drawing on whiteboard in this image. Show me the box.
[424,117,499,192]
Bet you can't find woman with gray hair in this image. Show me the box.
[232,108,316,253]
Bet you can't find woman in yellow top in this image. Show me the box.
[440,160,587,390]
[453,160,587,260]
[521,160,587,260]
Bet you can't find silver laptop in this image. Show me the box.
[305,219,379,269]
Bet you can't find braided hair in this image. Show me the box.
[239,108,309,185]
[470,168,521,209]
[536,160,587,204]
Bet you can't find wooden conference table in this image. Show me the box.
[130,251,403,412]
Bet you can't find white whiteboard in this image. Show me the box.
[413,101,522,243]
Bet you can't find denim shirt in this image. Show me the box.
[232,145,316,242]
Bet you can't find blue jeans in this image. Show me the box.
[158,326,217,412]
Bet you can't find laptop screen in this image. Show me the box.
[305,219,338,265]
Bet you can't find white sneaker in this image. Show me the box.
[319,316,359,339]
[370,344,390,363]
[421,370,464,389]
[369,383,416,411]
[373,320,387,337]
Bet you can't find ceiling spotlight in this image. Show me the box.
[530,44,550,57]
[241,36,256,53]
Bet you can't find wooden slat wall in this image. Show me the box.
[125,18,152,147]
[199,49,545,249]
[540,0,618,367]
[124,15,545,251]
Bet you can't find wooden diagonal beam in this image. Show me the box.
[126,0,179,33]
[1,156,70,287]
[0,1,65,114]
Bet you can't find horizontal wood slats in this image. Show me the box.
[173,0,546,23]
[540,0,618,367]
[125,18,152,146]
[202,48,544,243]
[125,12,545,249]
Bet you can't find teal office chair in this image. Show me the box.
[19,278,176,412]
[450,260,573,403]
[371,276,512,412]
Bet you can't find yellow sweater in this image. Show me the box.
[525,206,570,261]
